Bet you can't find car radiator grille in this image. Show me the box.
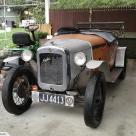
[40,53,63,85]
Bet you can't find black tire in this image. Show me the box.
[84,72,106,128]
[2,66,35,115]
[119,50,127,80]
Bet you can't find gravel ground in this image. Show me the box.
[0,59,136,136]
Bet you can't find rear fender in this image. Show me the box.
[115,47,127,67]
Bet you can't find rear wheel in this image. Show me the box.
[2,66,35,115]
[84,72,106,128]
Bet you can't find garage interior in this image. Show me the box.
[0,1,136,136]
[0,59,135,136]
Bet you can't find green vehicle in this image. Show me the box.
[1,25,40,85]
[1,25,43,120]
[1,25,39,73]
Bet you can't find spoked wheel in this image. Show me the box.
[2,66,35,115]
[84,72,106,128]
[12,76,30,106]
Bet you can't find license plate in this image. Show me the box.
[32,91,74,107]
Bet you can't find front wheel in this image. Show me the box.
[84,72,106,128]
[2,66,35,115]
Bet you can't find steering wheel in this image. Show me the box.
[25,24,39,32]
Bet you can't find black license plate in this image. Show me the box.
[32,91,74,107]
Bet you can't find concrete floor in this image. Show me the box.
[0,59,136,136]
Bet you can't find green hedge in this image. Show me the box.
[35,31,48,40]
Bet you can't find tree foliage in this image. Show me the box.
[29,4,45,23]
[51,0,136,9]
[1,0,136,8]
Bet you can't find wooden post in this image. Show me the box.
[45,0,50,24]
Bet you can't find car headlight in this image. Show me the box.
[74,52,86,66]
[21,50,33,62]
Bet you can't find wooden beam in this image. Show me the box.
[0,4,39,7]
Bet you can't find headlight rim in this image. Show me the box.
[74,52,86,66]
[21,49,33,62]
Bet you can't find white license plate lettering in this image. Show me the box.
[39,93,65,105]
[49,95,53,103]
[52,95,57,103]
[40,94,48,102]
[57,96,60,104]
[60,96,64,105]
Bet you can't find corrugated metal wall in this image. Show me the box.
[92,7,136,32]
[50,9,90,34]
[50,8,136,33]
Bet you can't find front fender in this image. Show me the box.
[86,60,103,69]
[3,56,20,66]
[86,60,111,82]
[1,56,21,71]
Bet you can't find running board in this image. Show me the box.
[109,68,123,83]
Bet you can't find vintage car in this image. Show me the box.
[1,24,127,128]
